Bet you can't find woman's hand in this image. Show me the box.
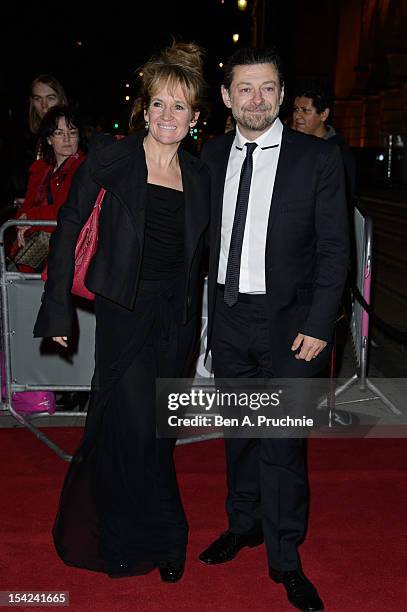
[52,336,68,348]
[16,213,28,247]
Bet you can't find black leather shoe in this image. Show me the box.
[159,562,185,583]
[199,530,264,565]
[107,560,135,579]
[269,568,324,611]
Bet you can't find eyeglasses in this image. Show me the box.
[51,129,79,139]
[292,106,314,115]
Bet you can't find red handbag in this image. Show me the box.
[41,187,106,301]
[42,135,123,299]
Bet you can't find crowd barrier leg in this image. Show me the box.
[319,209,400,417]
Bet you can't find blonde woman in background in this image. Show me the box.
[12,75,68,207]
[29,74,68,137]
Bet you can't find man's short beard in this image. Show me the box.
[236,108,278,132]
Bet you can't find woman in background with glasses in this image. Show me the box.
[12,105,86,270]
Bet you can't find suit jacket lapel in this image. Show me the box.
[212,132,235,256]
[178,150,209,263]
[266,126,296,241]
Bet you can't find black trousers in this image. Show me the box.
[211,289,308,571]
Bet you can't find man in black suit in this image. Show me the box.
[199,48,349,611]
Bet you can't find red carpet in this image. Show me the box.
[1,429,407,611]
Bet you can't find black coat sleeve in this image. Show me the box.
[300,144,350,341]
[33,138,109,338]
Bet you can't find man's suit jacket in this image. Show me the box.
[202,125,350,376]
[34,130,210,338]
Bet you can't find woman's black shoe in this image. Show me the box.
[159,562,185,583]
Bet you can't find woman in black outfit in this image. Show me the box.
[33,41,209,582]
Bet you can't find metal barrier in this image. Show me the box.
[321,207,401,416]
[0,220,96,460]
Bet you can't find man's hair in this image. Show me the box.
[294,83,332,114]
[223,47,284,90]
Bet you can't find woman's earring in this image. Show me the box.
[189,126,194,137]
[145,121,149,131]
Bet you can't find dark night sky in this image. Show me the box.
[1,1,343,136]
[7,3,392,201]
[1,1,260,133]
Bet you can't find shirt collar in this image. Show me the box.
[234,117,283,151]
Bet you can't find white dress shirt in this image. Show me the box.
[218,118,283,293]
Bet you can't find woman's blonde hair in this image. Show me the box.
[29,74,68,134]
[129,41,206,132]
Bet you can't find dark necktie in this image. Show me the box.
[224,142,258,307]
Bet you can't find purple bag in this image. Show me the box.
[11,391,56,415]
[1,351,56,414]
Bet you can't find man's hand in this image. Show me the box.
[291,333,327,361]
[52,336,68,348]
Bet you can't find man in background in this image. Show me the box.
[292,84,356,206]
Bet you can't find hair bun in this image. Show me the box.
[162,41,204,75]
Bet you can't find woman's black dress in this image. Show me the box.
[53,185,198,574]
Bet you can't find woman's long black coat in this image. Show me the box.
[34,130,210,338]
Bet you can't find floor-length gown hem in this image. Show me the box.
[52,278,196,575]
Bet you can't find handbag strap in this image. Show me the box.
[94,187,107,210]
